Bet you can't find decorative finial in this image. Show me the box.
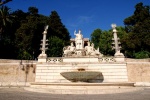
[44,25,49,31]
[111,24,116,29]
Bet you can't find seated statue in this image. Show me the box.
[85,42,102,57]
[85,42,94,55]
[63,42,76,57]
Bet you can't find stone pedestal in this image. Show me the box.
[114,52,125,62]
[38,54,47,63]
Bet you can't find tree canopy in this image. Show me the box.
[0,6,70,59]
[0,0,12,6]
[46,11,70,57]
[123,2,150,58]
[0,2,149,59]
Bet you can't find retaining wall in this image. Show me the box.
[0,59,36,86]
[0,58,149,86]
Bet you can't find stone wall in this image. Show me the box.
[126,58,150,82]
[0,59,36,86]
[0,58,150,86]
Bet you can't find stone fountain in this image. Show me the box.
[29,25,134,94]
[60,68,101,82]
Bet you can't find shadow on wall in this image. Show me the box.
[20,60,36,73]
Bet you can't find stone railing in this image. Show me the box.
[47,57,116,63]
[47,57,63,63]
[99,57,116,62]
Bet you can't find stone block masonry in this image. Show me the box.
[0,59,36,86]
[35,63,128,83]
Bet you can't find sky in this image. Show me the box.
[5,0,150,38]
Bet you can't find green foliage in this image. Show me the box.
[45,11,70,57]
[0,6,70,59]
[91,28,114,56]
[28,7,38,15]
[47,36,64,57]
[134,51,150,59]
[91,29,102,48]
[0,6,17,58]
[123,2,150,58]
[0,2,149,59]
[0,0,12,6]
[99,30,114,56]
[0,6,14,39]
[91,27,129,56]
[15,7,48,59]
[48,11,70,45]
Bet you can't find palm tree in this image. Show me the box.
[0,6,14,40]
[0,0,12,6]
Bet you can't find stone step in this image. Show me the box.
[25,82,142,94]
[30,82,134,87]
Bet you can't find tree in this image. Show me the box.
[0,0,12,6]
[47,11,70,57]
[28,7,38,15]
[0,6,14,40]
[99,30,114,56]
[48,11,70,45]
[91,28,114,56]
[47,36,64,57]
[124,2,150,58]
[0,6,16,59]
[91,29,102,48]
[15,7,48,59]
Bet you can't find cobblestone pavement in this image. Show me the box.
[0,87,150,100]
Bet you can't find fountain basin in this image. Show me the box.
[60,71,101,82]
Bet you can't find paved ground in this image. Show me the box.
[0,87,150,100]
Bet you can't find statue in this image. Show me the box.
[85,42,93,55]
[74,30,83,40]
[63,42,76,57]
[85,42,102,57]
[74,30,84,49]
[62,29,103,57]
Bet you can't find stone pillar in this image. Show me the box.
[111,24,125,62]
[38,25,49,63]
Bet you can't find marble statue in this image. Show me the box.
[85,42,93,55]
[85,42,102,56]
[63,42,76,57]
[63,30,103,57]
[74,30,83,40]
[74,30,84,49]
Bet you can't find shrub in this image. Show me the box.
[134,51,150,59]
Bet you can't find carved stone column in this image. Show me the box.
[38,25,49,62]
[111,24,125,62]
